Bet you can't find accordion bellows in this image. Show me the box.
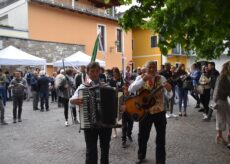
[78,85,117,129]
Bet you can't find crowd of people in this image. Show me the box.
[0,60,230,164]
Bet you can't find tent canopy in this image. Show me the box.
[0,46,46,65]
[53,51,106,67]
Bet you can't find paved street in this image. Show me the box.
[0,96,230,164]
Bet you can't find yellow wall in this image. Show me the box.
[167,55,188,68]
[132,28,161,57]
[132,28,189,70]
[28,2,132,69]
[132,28,162,70]
[133,55,162,70]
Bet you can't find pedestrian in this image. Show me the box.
[108,67,124,138]
[58,69,76,126]
[212,61,230,149]
[128,60,172,164]
[8,71,27,123]
[50,72,57,103]
[189,63,201,108]
[199,65,211,120]
[175,64,189,116]
[0,90,8,125]
[30,71,39,111]
[70,62,112,164]
[119,82,134,148]
[38,70,50,112]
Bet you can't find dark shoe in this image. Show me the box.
[1,121,8,125]
[136,159,145,164]
[40,109,44,112]
[122,141,127,148]
[128,136,133,142]
[18,118,22,122]
[203,118,211,122]
[198,108,205,112]
[183,113,187,117]
[227,144,230,149]
[195,104,200,108]
[13,119,17,123]
[46,109,49,111]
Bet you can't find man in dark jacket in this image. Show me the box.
[30,71,40,111]
[8,71,27,123]
[38,71,50,112]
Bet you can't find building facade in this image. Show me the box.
[0,0,132,72]
[132,28,188,70]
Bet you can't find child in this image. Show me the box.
[119,82,134,148]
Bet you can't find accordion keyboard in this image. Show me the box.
[79,89,91,129]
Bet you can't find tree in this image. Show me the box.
[118,0,230,59]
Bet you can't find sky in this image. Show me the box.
[116,0,138,13]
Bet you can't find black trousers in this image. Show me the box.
[51,89,57,102]
[62,98,69,121]
[0,99,5,121]
[138,112,167,164]
[13,95,24,119]
[200,88,211,114]
[122,112,134,142]
[190,87,200,105]
[84,128,112,164]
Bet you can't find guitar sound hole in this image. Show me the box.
[135,102,142,110]
[142,97,148,103]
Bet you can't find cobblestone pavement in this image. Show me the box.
[0,96,230,164]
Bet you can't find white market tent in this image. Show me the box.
[0,46,46,65]
[53,51,106,67]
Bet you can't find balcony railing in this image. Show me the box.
[32,0,118,20]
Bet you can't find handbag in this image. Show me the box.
[182,79,193,90]
[195,85,204,94]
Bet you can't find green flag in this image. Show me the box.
[91,34,99,62]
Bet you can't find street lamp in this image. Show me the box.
[115,40,124,77]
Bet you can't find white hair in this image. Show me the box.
[39,70,46,76]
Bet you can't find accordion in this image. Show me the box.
[78,85,117,129]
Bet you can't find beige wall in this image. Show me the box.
[28,3,132,69]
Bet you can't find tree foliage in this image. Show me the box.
[118,0,230,59]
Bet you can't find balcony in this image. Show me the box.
[31,0,118,21]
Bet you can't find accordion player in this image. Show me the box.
[73,84,117,129]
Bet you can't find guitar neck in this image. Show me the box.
[148,85,163,98]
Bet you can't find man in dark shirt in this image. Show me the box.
[38,71,50,112]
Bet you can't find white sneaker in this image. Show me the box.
[166,113,171,118]
[65,121,69,127]
[202,114,208,120]
[171,113,178,117]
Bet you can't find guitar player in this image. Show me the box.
[128,60,173,164]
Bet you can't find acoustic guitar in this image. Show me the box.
[124,84,164,122]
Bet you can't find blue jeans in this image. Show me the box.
[40,92,49,110]
[0,86,6,106]
[178,87,188,112]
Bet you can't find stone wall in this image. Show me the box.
[0,36,85,63]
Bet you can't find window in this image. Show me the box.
[132,39,134,50]
[116,28,123,52]
[172,43,181,54]
[97,25,105,51]
[151,35,158,48]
